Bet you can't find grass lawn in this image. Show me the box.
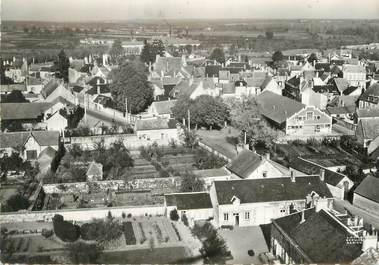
[99,246,188,264]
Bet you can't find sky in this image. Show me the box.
[2,0,379,21]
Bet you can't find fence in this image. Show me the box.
[0,205,165,224]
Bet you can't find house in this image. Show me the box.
[164,192,214,226]
[135,118,179,144]
[45,111,68,132]
[1,102,52,131]
[327,105,356,122]
[270,208,376,264]
[358,83,379,109]
[226,150,297,179]
[86,161,103,181]
[171,78,220,99]
[193,168,233,189]
[287,157,354,199]
[151,55,191,78]
[353,175,379,215]
[236,75,281,97]
[342,64,366,89]
[285,105,332,136]
[355,118,379,148]
[150,77,181,100]
[256,91,305,130]
[0,131,59,160]
[147,100,177,119]
[301,81,328,110]
[209,174,333,227]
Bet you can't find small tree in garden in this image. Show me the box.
[182,213,189,226]
[179,171,205,192]
[170,209,180,221]
[67,242,103,264]
[52,214,80,242]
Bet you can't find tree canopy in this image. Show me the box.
[172,95,229,130]
[272,50,284,62]
[1,90,29,103]
[68,242,103,264]
[56,49,70,82]
[209,48,225,64]
[140,39,165,65]
[109,60,154,114]
[179,171,205,192]
[109,39,125,64]
[307,53,318,64]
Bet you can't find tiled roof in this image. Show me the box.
[42,79,59,98]
[135,118,177,131]
[0,131,59,149]
[70,59,85,72]
[226,150,262,179]
[355,175,379,203]
[165,192,213,210]
[359,83,379,104]
[0,83,27,93]
[154,57,184,76]
[342,64,366,73]
[1,102,51,120]
[356,108,379,118]
[193,168,230,178]
[256,91,305,124]
[150,100,177,115]
[86,161,103,177]
[38,146,57,159]
[214,175,332,205]
[288,157,348,186]
[326,106,355,115]
[334,78,350,93]
[356,119,379,139]
[273,209,363,263]
[368,135,379,157]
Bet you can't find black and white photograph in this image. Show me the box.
[0,0,379,264]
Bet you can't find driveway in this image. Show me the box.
[219,226,269,264]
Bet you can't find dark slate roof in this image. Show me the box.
[334,78,349,93]
[135,118,177,131]
[354,175,379,203]
[72,85,84,93]
[343,86,360,96]
[288,157,348,186]
[205,65,222,77]
[359,83,379,105]
[226,150,262,179]
[0,131,59,149]
[165,192,213,210]
[315,63,331,72]
[256,91,305,124]
[326,106,355,115]
[1,102,51,120]
[273,209,363,263]
[214,176,332,205]
[42,79,59,98]
[356,119,379,139]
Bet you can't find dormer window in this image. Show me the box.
[231,195,240,205]
[306,111,313,120]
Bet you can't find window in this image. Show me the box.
[280,209,286,213]
[262,171,267,178]
[244,211,250,220]
[223,213,229,221]
[306,112,313,120]
[26,150,37,160]
[315,125,320,133]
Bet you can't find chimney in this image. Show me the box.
[300,210,306,224]
[319,168,325,182]
[362,230,378,252]
[290,170,296,182]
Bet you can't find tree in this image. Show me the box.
[52,214,80,242]
[272,50,284,62]
[209,48,225,64]
[193,95,229,130]
[179,171,205,192]
[140,39,165,65]
[1,90,29,103]
[109,60,153,114]
[170,209,180,221]
[182,129,199,149]
[171,96,193,124]
[194,149,227,169]
[80,218,123,243]
[109,39,125,64]
[265,31,274,39]
[56,49,70,82]
[307,53,318,64]
[140,40,152,65]
[150,39,165,59]
[1,193,30,212]
[68,242,102,264]
[185,44,193,54]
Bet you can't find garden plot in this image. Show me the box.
[5,235,64,254]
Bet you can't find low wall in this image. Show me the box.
[0,205,165,224]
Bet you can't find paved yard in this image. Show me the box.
[219,226,269,264]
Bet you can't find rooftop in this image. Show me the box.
[0,131,59,149]
[135,118,177,131]
[227,150,263,179]
[1,102,51,120]
[354,175,379,203]
[164,192,213,210]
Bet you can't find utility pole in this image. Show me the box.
[187,109,190,131]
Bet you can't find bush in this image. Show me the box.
[41,229,53,238]
[122,212,126,219]
[52,214,80,242]
[127,213,132,218]
[68,242,103,264]
[159,169,170,178]
[122,222,136,245]
[81,219,122,243]
[182,213,189,226]
[170,209,180,221]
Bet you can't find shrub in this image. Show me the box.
[52,214,80,242]
[41,229,53,238]
[159,169,170,178]
[127,213,132,218]
[170,209,180,221]
[81,219,122,242]
[68,242,103,264]
[182,213,189,226]
[122,212,126,219]
[171,222,182,241]
[122,222,136,245]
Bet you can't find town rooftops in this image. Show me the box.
[1,102,51,120]
[356,119,379,139]
[342,64,366,73]
[256,91,305,124]
[0,131,60,149]
[226,150,263,179]
[150,100,177,115]
[356,108,379,119]
[288,157,349,186]
[359,83,379,104]
[354,175,379,203]
[164,192,212,210]
[213,175,332,205]
[273,208,363,263]
[135,118,177,131]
